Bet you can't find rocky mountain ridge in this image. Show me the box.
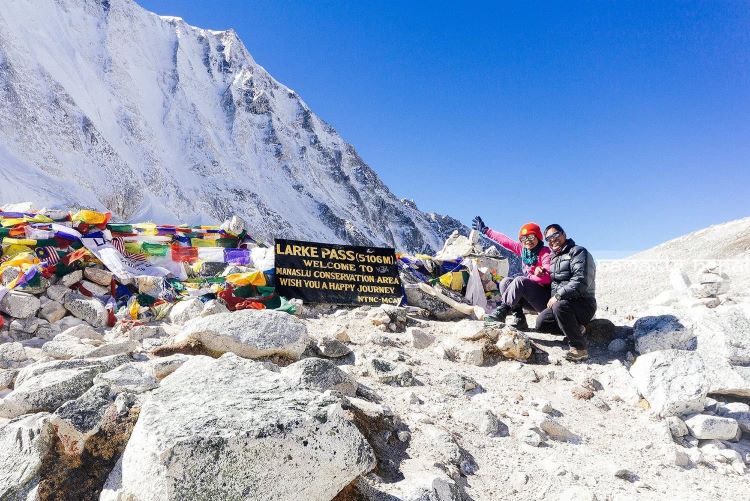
[0,0,464,253]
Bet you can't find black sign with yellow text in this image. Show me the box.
[274,239,402,305]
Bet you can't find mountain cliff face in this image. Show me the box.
[0,0,465,252]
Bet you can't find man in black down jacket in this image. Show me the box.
[535,224,597,361]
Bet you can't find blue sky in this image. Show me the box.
[139,1,749,256]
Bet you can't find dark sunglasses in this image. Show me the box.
[545,231,562,242]
[519,235,537,243]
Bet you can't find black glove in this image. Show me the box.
[472,216,487,234]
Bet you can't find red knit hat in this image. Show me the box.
[518,222,543,241]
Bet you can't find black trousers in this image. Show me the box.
[498,277,550,313]
[535,297,597,349]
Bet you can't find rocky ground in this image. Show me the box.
[1,224,750,500]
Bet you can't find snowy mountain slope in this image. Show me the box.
[597,217,750,314]
[0,0,466,253]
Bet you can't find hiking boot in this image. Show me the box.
[485,303,511,323]
[565,347,589,362]
[508,310,528,331]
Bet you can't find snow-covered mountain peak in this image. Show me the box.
[0,0,468,252]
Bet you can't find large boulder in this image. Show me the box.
[176,309,309,360]
[0,413,55,499]
[104,353,374,500]
[0,291,40,319]
[630,350,710,417]
[0,364,107,419]
[633,315,695,354]
[64,293,108,327]
[693,306,750,397]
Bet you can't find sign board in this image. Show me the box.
[274,239,402,305]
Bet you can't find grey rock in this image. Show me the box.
[106,353,375,501]
[0,291,40,319]
[408,326,436,349]
[142,354,190,380]
[666,416,689,438]
[282,357,358,396]
[39,300,67,323]
[608,338,628,353]
[368,357,415,386]
[0,341,28,369]
[630,349,710,417]
[0,368,17,390]
[0,364,107,418]
[46,284,72,302]
[83,267,114,286]
[50,384,113,455]
[316,337,351,358]
[94,363,159,394]
[453,407,507,436]
[716,402,750,433]
[41,334,97,359]
[64,293,108,327]
[107,323,163,341]
[438,372,480,397]
[0,413,55,499]
[87,339,138,358]
[9,316,39,335]
[80,280,109,296]
[684,414,740,440]
[176,309,309,360]
[634,315,695,354]
[59,270,83,287]
[61,324,104,340]
[14,354,131,388]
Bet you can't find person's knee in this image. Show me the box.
[551,299,569,316]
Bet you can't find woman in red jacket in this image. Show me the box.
[472,217,552,329]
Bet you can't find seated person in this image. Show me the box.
[472,217,551,329]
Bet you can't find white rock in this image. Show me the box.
[108,353,375,500]
[142,354,190,380]
[0,342,28,369]
[46,284,72,302]
[59,271,83,287]
[199,299,229,317]
[671,448,691,467]
[0,412,55,497]
[602,362,641,406]
[63,293,108,327]
[80,280,109,297]
[716,402,750,433]
[408,326,436,349]
[684,414,740,440]
[169,298,205,324]
[517,427,546,447]
[0,368,17,390]
[83,267,113,286]
[177,309,310,360]
[0,291,40,319]
[693,306,750,398]
[633,315,695,354]
[441,337,484,366]
[0,364,107,418]
[41,334,97,359]
[61,324,104,341]
[630,350,710,416]
[453,407,505,436]
[39,300,66,323]
[86,339,138,358]
[94,363,159,394]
